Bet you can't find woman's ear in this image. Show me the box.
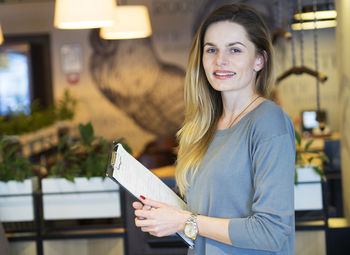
[254,50,267,72]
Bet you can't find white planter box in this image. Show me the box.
[42,177,121,220]
[0,179,34,222]
[294,166,323,211]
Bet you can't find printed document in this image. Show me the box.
[106,143,194,248]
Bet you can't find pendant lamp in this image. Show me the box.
[100,5,152,40]
[54,0,116,29]
[292,20,336,30]
[292,2,337,30]
[0,24,4,45]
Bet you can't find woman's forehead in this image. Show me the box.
[203,21,252,47]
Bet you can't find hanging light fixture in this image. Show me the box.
[0,24,4,45]
[292,2,337,30]
[292,20,336,30]
[294,10,337,20]
[100,5,152,40]
[54,0,116,29]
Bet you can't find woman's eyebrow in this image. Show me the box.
[203,42,215,47]
[203,42,247,48]
[227,42,246,48]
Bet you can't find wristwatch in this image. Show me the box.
[184,213,198,240]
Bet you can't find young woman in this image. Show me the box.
[133,3,295,254]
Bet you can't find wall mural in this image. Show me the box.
[89,30,185,136]
[88,0,278,137]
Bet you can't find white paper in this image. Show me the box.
[107,143,194,248]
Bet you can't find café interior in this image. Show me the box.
[0,0,349,254]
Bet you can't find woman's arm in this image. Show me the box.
[133,198,232,245]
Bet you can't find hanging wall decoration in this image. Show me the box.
[276,0,328,84]
[271,0,292,45]
[275,0,328,132]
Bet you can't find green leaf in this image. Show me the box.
[317,155,330,163]
[57,134,69,151]
[79,122,94,146]
[64,174,75,183]
[116,137,133,154]
[312,166,323,177]
[295,130,301,146]
[307,156,314,164]
[304,140,314,152]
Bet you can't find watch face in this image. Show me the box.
[184,222,197,239]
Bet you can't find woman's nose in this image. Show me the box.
[215,52,228,66]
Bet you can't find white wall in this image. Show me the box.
[336,0,350,221]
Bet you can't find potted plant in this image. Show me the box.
[294,130,329,211]
[42,122,132,220]
[0,136,36,222]
[0,89,76,136]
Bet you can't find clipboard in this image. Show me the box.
[106,142,194,248]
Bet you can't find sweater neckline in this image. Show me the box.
[215,100,269,136]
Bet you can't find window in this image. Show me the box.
[0,43,31,115]
[0,34,53,115]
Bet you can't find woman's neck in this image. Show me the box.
[218,92,263,130]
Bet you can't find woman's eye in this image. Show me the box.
[206,48,217,53]
[231,48,241,53]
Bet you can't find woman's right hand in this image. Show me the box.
[132,201,152,220]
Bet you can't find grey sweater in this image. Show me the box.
[186,100,295,255]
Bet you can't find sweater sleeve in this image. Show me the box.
[228,131,295,252]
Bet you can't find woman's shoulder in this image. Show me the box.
[248,100,294,141]
[252,100,286,121]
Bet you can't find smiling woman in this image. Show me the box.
[131,3,295,255]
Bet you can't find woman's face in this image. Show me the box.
[202,21,263,95]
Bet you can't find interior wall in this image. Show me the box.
[0,0,340,153]
[336,0,350,220]
[274,28,338,133]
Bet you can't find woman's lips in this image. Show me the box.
[213,70,235,79]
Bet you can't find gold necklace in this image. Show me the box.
[227,95,261,128]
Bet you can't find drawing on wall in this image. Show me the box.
[89,29,185,137]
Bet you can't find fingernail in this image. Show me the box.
[140,195,146,200]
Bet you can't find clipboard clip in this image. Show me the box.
[109,141,122,171]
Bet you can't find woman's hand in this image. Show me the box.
[132,196,191,237]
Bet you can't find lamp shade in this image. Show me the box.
[54,0,116,29]
[294,10,337,21]
[100,6,152,40]
[292,20,337,30]
[0,24,3,45]
[292,3,337,30]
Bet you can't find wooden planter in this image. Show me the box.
[0,178,35,222]
[294,166,323,211]
[41,177,121,220]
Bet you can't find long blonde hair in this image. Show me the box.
[175,3,274,196]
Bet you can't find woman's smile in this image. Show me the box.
[213,70,236,80]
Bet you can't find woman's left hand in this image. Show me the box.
[134,197,190,237]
